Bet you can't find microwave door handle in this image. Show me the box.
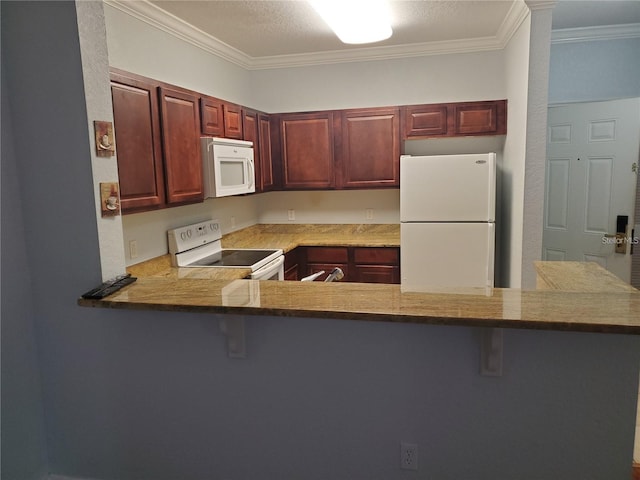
[248,159,255,188]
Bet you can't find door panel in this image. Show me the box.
[544,98,640,282]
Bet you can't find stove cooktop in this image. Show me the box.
[188,249,282,268]
[167,220,283,271]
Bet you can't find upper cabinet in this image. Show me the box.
[279,111,335,189]
[403,100,507,139]
[243,109,276,193]
[159,87,203,205]
[110,69,203,214]
[338,107,400,188]
[200,95,243,139]
[277,107,400,190]
[110,73,165,212]
[111,68,508,207]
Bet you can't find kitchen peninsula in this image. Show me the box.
[79,224,640,336]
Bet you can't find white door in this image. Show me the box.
[543,98,640,282]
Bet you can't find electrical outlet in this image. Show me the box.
[129,240,138,259]
[366,208,374,220]
[400,442,418,471]
[288,209,295,221]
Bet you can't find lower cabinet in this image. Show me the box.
[353,247,400,284]
[286,246,400,284]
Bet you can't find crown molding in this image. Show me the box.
[524,0,557,11]
[496,0,531,48]
[105,0,254,68]
[105,0,531,70]
[552,23,640,44]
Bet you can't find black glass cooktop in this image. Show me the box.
[189,249,279,268]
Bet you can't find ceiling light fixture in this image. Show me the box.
[309,0,393,45]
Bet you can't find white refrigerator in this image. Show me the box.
[400,153,496,291]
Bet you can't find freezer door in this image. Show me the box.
[400,153,496,222]
[400,222,495,290]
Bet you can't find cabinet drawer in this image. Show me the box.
[306,247,348,263]
[353,247,399,264]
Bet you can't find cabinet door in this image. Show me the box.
[453,100,507,136]
[110,75,165,213]
[353,265,399,284]
[223,103,243,139]
[403,104,448,138]
[339,107,400,188]
[353,247,400,284]
[242,109,260,192]
[258,113,276,191]
[280,112,334,189]
[305,247,349,281]
[159,88,204,205]
[284,247,301,281]
[200,95,224,136]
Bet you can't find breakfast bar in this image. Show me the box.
[80,224,640,336]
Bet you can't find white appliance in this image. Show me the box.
[202,137,255,198]
[400,153,496,291]
[167,220,284,280]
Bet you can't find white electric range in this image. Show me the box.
[167,220,284,280]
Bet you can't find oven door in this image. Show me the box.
[249,255,284,280]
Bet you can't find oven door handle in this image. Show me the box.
[250,255,284,280]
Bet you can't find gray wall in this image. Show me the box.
[549,37,640,103]
[1,33,49,480]
[2,2,640,480]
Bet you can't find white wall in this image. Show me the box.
[549,37,640,104]
[520,5,553,289]
[502,14,531,288]
[250,50,506,113]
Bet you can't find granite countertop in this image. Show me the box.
[80,224,640,335]
[127,224,400,280]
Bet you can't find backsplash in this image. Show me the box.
[122,189,400,266]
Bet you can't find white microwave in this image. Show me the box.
[201,137,255,198]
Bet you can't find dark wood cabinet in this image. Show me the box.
[403,100,507,139]
[200,95,224,137]
[338,107,400,188]
[244,110,276,193]
[201,95,243,139]
[293,246,399,284]
[284,248,301,281]
[110,70,203,213]
[453,100,506,136]
[305,247,349,281]
[223,103,243,139]
[242,109,260,190]
[110,73,165,212]
[258,114,276,191]
[403,104,448,138]
[159,87,204,205]
[279,112,335,189]
[352,247,400,284]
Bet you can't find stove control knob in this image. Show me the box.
[210,223,218,231]
[186,230,192,238]
[180,232,187,241]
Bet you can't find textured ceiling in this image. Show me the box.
[150,0,517,57]
[143,0,640,60]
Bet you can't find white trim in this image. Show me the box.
[552,23,640,44]
[105,0,530,70]
[105,0,254,68]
